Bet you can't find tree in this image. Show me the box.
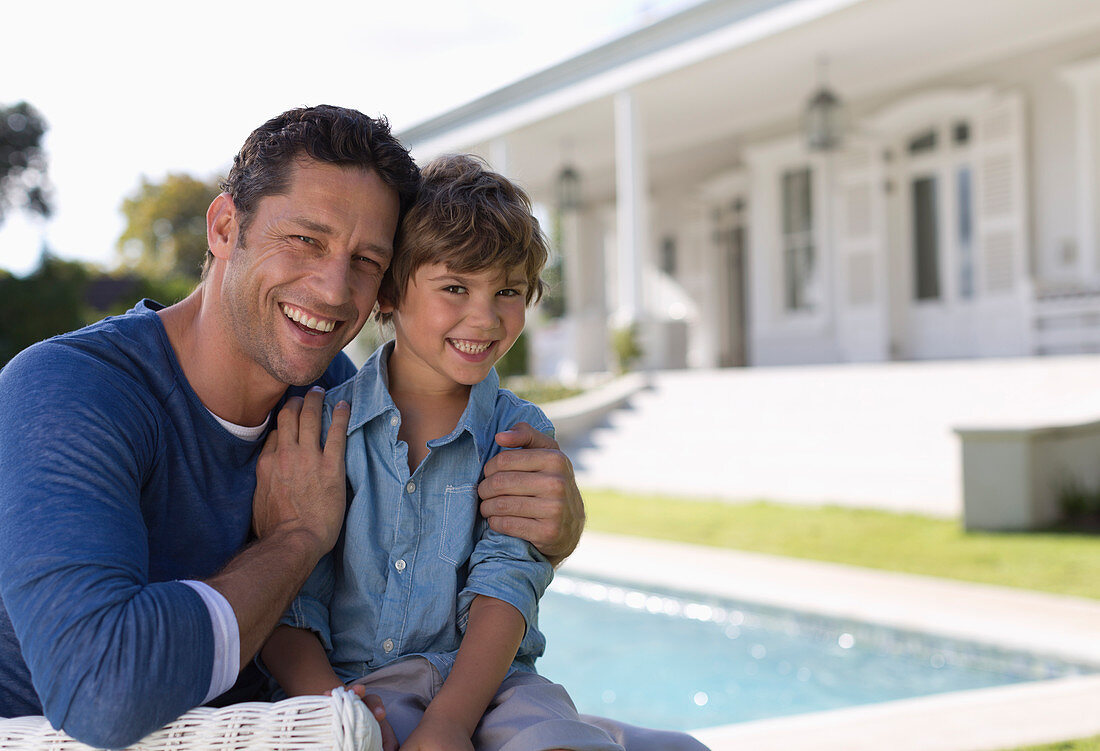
[0,101,52,226]
[0,253,88,365]
[117,173,222,280]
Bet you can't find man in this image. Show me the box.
[0,106,583,747]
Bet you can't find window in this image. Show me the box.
[908,129,938,155]
[957,167,974,298]
[781,168,815,311]
[912,176,941,300]
[659,237,677,276]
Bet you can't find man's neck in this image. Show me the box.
[158,286,288,427]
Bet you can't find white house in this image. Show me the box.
[399,0,1100,375]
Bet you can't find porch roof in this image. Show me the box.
[399,0,1100,207]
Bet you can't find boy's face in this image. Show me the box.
[384,262,528,391]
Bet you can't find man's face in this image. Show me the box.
[219,160,400,386]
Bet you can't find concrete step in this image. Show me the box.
[562,356,1100,517]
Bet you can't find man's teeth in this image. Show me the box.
[451,339,492,354]
[281,304,336,333]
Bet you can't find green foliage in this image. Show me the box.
[538,253,566,319]
[581,490,1100,600]
[1058,477,1100,520]
[0,101,52,226]
[0,253,197,367]
[117,173,221,280]
[495,331,530,379]
[0,254,90,364]
[611,323,643,373]
[505,378,583,405]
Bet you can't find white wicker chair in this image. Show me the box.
[0,688,381,751]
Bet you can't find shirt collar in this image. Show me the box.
[346,341,500,456]
[345,342,399,434]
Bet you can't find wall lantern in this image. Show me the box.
[805,57,844,152]
[557,164,582,212]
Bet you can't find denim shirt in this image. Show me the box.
[283,342,554,683]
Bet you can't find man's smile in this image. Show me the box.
[281,303,339,334]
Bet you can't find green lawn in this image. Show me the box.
[1012,739,1100,751]
[581,490,1100,600]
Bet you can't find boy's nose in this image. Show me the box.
[467,297,502,329]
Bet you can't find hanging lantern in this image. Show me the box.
[557,164,581,212]
[805,58,844,152]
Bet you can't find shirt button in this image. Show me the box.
[390,415,399,427]
[394,559,406,572]
[406,481,416,493]
[383,638,394,653]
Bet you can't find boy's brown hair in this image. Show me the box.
[377,154,549,324]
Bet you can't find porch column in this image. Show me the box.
[1060,59,1100,280]
[488,138,509,175]
[613,89,649,327]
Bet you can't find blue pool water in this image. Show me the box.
[536,575,1097,732]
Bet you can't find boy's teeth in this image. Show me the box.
[281,304,335,333]
[451,339,491,354]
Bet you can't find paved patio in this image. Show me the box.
[563,355,1100,518]
[560,532,1100,751]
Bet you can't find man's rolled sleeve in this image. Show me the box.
[181,580,240,703]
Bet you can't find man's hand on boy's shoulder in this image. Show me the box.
[478,423,586,566]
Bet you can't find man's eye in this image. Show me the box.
[293,235,316,245]
[355,255,380,268]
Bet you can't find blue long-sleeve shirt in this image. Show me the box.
[282,342,553,684]
[0,300,354,747]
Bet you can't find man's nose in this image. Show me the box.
[312,254,352,306]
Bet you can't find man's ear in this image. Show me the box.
[207,193,239,261]
[377,283,397,315]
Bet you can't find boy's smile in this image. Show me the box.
[385,262,528,394]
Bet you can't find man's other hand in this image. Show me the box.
[252,386,351,554]
[478,423,585,565]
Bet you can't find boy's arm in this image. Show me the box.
[402,595,524,750]
[260,625,344,697]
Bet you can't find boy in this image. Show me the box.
[261,154,624,751]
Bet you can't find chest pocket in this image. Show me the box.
[439,484,478,566]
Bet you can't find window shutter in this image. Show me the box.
[974,93,1028,296]
[832,139,889,360]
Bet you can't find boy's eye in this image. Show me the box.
[443,285,467,294]
[498,288,522,297]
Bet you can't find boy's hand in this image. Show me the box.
[343,686,399,751]
[401,713,474,751]
[252,387,351,554]
[478,422,585,565]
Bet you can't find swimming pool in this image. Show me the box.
[536,575,1098,732]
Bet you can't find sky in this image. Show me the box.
[0,0,699,276]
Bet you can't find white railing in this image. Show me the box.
[1032,286,1100,355]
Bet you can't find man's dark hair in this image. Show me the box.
[211,105,421,266]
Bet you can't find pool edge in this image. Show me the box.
[561,531,1100,751]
